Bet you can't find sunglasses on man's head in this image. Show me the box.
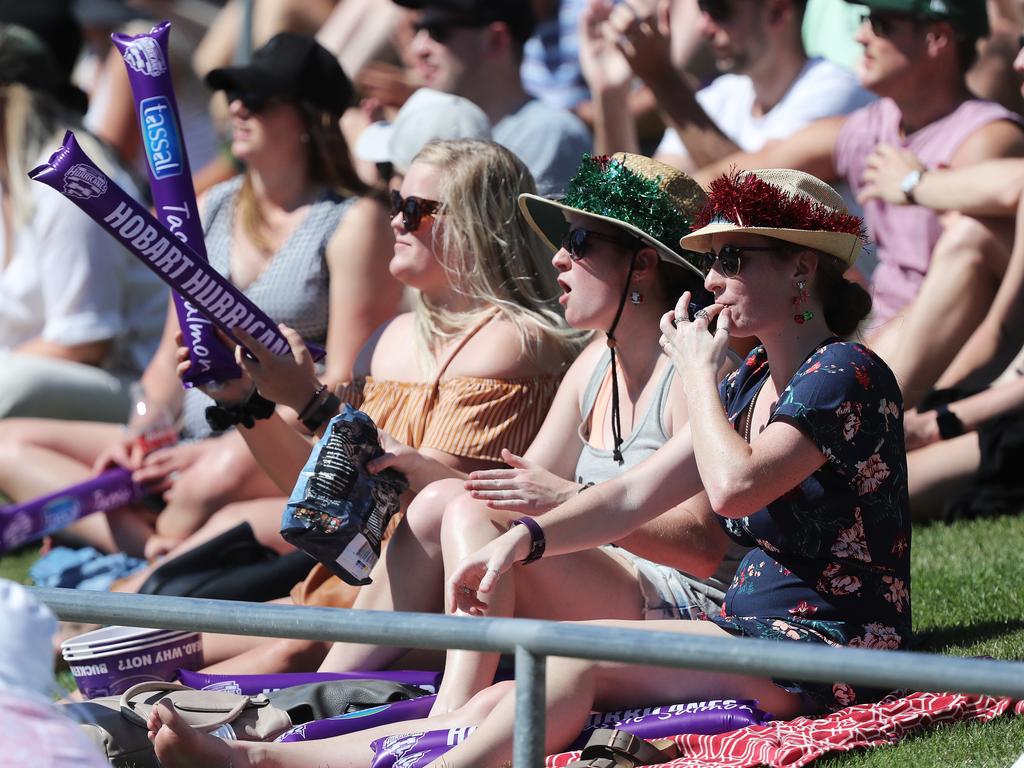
[390,190,441,233]
[413,17,485,44]
[860,10,923,38]
[560,228,642,261]
[698,244,791,277]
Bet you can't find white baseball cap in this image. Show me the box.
[355,88,492,173]
[0,580,59,700]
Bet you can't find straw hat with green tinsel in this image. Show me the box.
[518,153,707,277]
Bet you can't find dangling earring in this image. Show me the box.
[793,280,813,324]
[629,290,643,305]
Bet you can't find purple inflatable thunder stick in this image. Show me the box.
[29,133,324,363]
[177,669,443,696]
[0,468,144,554]
[111,21,239,387]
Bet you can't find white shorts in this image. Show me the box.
[602,545,726,621]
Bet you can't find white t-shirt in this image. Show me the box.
[0,135,167,377]
[655,57,874,160]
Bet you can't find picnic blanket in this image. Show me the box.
[546,692,1024,767]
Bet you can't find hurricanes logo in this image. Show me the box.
[1,511,34,550]
[63,164,108,199]
[123,38,167,77]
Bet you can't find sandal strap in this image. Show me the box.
[578,728,674,766]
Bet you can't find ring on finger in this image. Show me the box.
[694,309,710,321]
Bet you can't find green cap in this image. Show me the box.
[848,0,988,40]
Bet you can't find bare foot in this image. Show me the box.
[148,699,240,768]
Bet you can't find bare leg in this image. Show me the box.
[869,214,1011,410]
[907,432,981,521]
[430,492,645,714]
[0,418,151,552]
[150,679,515,768]
[155,431,284,541]
[938,196,1024,390]
[436,620,803,768]
[316,478,465,672]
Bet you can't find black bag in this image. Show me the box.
[138,522,315,601]
[267,678,429,723]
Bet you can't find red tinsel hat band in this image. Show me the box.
[680,169,866,267]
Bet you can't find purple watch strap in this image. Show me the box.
[510,516,545,563]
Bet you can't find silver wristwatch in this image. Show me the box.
[899,168,924,204]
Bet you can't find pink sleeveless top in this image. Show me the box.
[835,98,1022,323]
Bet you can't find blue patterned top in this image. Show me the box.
[710,339,912,712]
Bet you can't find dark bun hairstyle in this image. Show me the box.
[816,255,871,337]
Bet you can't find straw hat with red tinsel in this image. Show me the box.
[680,169,866,267]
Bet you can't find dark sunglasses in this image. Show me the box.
[697,0,733,24]
[860,10,923,38]
[560,228,642,261]
[698,244,790,277]
[413,17,484,44]
[226,90,281,114]
[390,190,441,233]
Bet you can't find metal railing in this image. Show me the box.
[34,587,1024,767]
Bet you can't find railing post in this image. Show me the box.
[513,645,547,768]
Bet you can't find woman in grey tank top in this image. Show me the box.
[0,36,399,559]
[309,154,743,717]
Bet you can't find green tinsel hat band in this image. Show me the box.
[562,154,704,249]
[518,153,708,276]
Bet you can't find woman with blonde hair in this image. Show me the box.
[153,137,582,669]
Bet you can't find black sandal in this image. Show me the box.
[566,728,680,767]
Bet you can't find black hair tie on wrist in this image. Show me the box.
[205,391,276,431]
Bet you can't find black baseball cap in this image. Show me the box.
[205,33,353,116]
[394,0,535,44]
[0,22,88,113]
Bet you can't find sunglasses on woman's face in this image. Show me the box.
[390,190,441,233]
[560,228,642,261]
[226,90,279,114]
[698,244,790,277]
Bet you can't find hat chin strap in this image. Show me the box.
[605,250,639,464]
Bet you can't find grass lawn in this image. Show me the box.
[1,514,1021,766]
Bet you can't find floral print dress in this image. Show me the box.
[709,339,912,712]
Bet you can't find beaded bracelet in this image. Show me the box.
[297,383,328,422]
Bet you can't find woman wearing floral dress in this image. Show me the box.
[147,169,912,768]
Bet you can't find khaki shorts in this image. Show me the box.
[602,545,726,621]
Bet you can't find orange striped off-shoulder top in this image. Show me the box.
[335,374,559,462]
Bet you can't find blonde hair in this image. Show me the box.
[411,139,585,373]
[1,84,121,248]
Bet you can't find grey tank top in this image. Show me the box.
[574,349,675,485]
[179,176,355,439]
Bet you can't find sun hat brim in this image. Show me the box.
[519,194,704,279]
[679,221,863,267]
